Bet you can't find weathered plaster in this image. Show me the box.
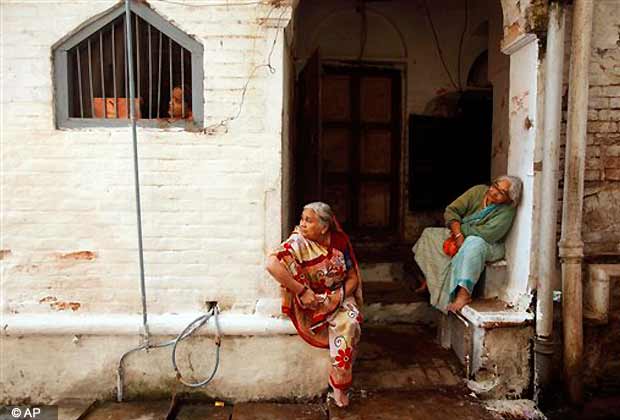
[1,334,328,405]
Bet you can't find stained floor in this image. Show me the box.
[72,323,498,420]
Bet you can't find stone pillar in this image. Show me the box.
[558,0,594,405]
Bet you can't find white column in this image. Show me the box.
[534,2,565,400]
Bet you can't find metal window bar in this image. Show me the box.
[112,23,118,118]
[124,16,128,106]
[181,48,184,118]
[69,12,192,121]
[99,31,106,118]
[76,48,84,118]
[88,39,94,118]
[135,14,140,109]
[148,23,152,119]
[157,32,162,119]
[169,37,172,119]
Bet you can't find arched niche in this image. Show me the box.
[305,8,407,60]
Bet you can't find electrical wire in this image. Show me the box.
[201,5,287,134]
[423,0,459,91]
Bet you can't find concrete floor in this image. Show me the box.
[63,323,499,420]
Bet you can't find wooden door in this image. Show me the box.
[321,66,401,235]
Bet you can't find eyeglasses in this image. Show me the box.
[490,182,510,200]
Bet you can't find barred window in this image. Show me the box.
[54,2,203,128]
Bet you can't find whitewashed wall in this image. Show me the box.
[1,0,286,316]
[0,0,333,404]
[504,38,539,305]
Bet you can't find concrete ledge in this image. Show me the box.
[460,303,534,329]
[1,312,297,337]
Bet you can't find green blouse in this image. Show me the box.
[443,184,517,244]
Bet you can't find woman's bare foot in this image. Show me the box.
[414,279,428,294]
[447,287,472,313]
[331,387,349,408]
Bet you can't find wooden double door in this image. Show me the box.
[296,55,401,236]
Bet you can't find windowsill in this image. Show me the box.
[58,118,202,130]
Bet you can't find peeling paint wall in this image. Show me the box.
[476,326,533,399]
[0,0,319,403]
[559,0,620,256]
[1,334,329,405]
[1,0,289,315]
[552,0,620,393]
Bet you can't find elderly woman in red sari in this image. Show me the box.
[266,202,363,408]
[413,175,522,313]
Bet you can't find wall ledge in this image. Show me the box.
[501,32,537,55]
[1,311,297,337]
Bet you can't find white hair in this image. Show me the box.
[494,175,523,207]
[303,202,335,230]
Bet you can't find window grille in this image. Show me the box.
[54,2,203,128]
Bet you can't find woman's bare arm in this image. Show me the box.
[266,255,305,294]
[266,255,318,308]
[344,268,359,298]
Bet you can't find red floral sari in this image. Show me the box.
[272,222,363,390]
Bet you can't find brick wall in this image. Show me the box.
[559,0,620,257]
[0,1,291,315]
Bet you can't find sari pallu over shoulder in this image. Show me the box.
[271,223,363,349]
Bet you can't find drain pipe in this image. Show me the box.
[559,0,594,405]
[125,0,150,344]
[534,2,565,402]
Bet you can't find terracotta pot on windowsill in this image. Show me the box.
[93,97,142,119]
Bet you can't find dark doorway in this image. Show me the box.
[409,90,493,211]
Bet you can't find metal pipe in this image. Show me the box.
[136,14,140,103]
[124,0,150,344]
[534,2,565,402]
[559,0,594,405]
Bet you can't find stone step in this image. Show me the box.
[359,261,406,284]
[362,281,437,325]
[54,399,96,420]
[437,298,534,400]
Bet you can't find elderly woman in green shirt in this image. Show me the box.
[412,175,522,313]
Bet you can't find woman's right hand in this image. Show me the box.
[299,288,319,309]
[455,233,465,248]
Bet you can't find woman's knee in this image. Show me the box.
[461,235,488,251]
